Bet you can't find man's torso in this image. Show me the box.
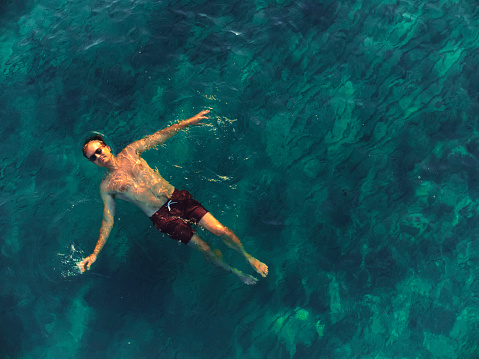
[102,147,174,216]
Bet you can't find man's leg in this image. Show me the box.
[188,234,258,285]
[198,213,268,278]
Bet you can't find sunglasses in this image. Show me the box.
[89,145,105,162]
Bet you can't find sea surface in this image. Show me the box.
[1,0,479,358]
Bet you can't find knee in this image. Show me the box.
[210,224,231,237]
[190,235,211,252]
[198,239,211,252]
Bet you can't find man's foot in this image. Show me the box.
[247,255,268,278]
[233,269,259,285]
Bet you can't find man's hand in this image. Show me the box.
[77,254,97,273]
[186,110,210,126]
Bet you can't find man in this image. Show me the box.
[78,110,268,285]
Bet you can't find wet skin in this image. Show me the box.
[79,110,268,284]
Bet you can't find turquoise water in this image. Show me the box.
[2,0,479,357]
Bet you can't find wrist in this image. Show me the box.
[180,119,192,128]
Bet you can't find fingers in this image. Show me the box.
[197,109,210,118]
[85,257,93,271]
[77,256,95,273]
[189,110,210,124]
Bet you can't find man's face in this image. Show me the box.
[85,141,112,167]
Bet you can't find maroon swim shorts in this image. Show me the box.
[149,189,209,244]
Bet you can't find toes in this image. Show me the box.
[258,263,268,277]
[244,275,258,285]
[248,258,269,278]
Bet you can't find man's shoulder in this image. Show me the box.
[99,175,115,192]
[120,143,140,156]
[99,178,109,191]
[115,146,142,163]
[99,179,118,202]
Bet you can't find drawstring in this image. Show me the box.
[167,200,177,211]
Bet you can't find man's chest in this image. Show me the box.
[105,169,149,194]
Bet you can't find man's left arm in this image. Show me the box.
[128,110,210,154]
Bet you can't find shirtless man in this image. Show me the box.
[78,110,268,284]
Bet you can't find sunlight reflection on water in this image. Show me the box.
[57,242,85,278]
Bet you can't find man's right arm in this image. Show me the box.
[78,187,116,273]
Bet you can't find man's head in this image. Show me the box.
[82,135,113,167]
